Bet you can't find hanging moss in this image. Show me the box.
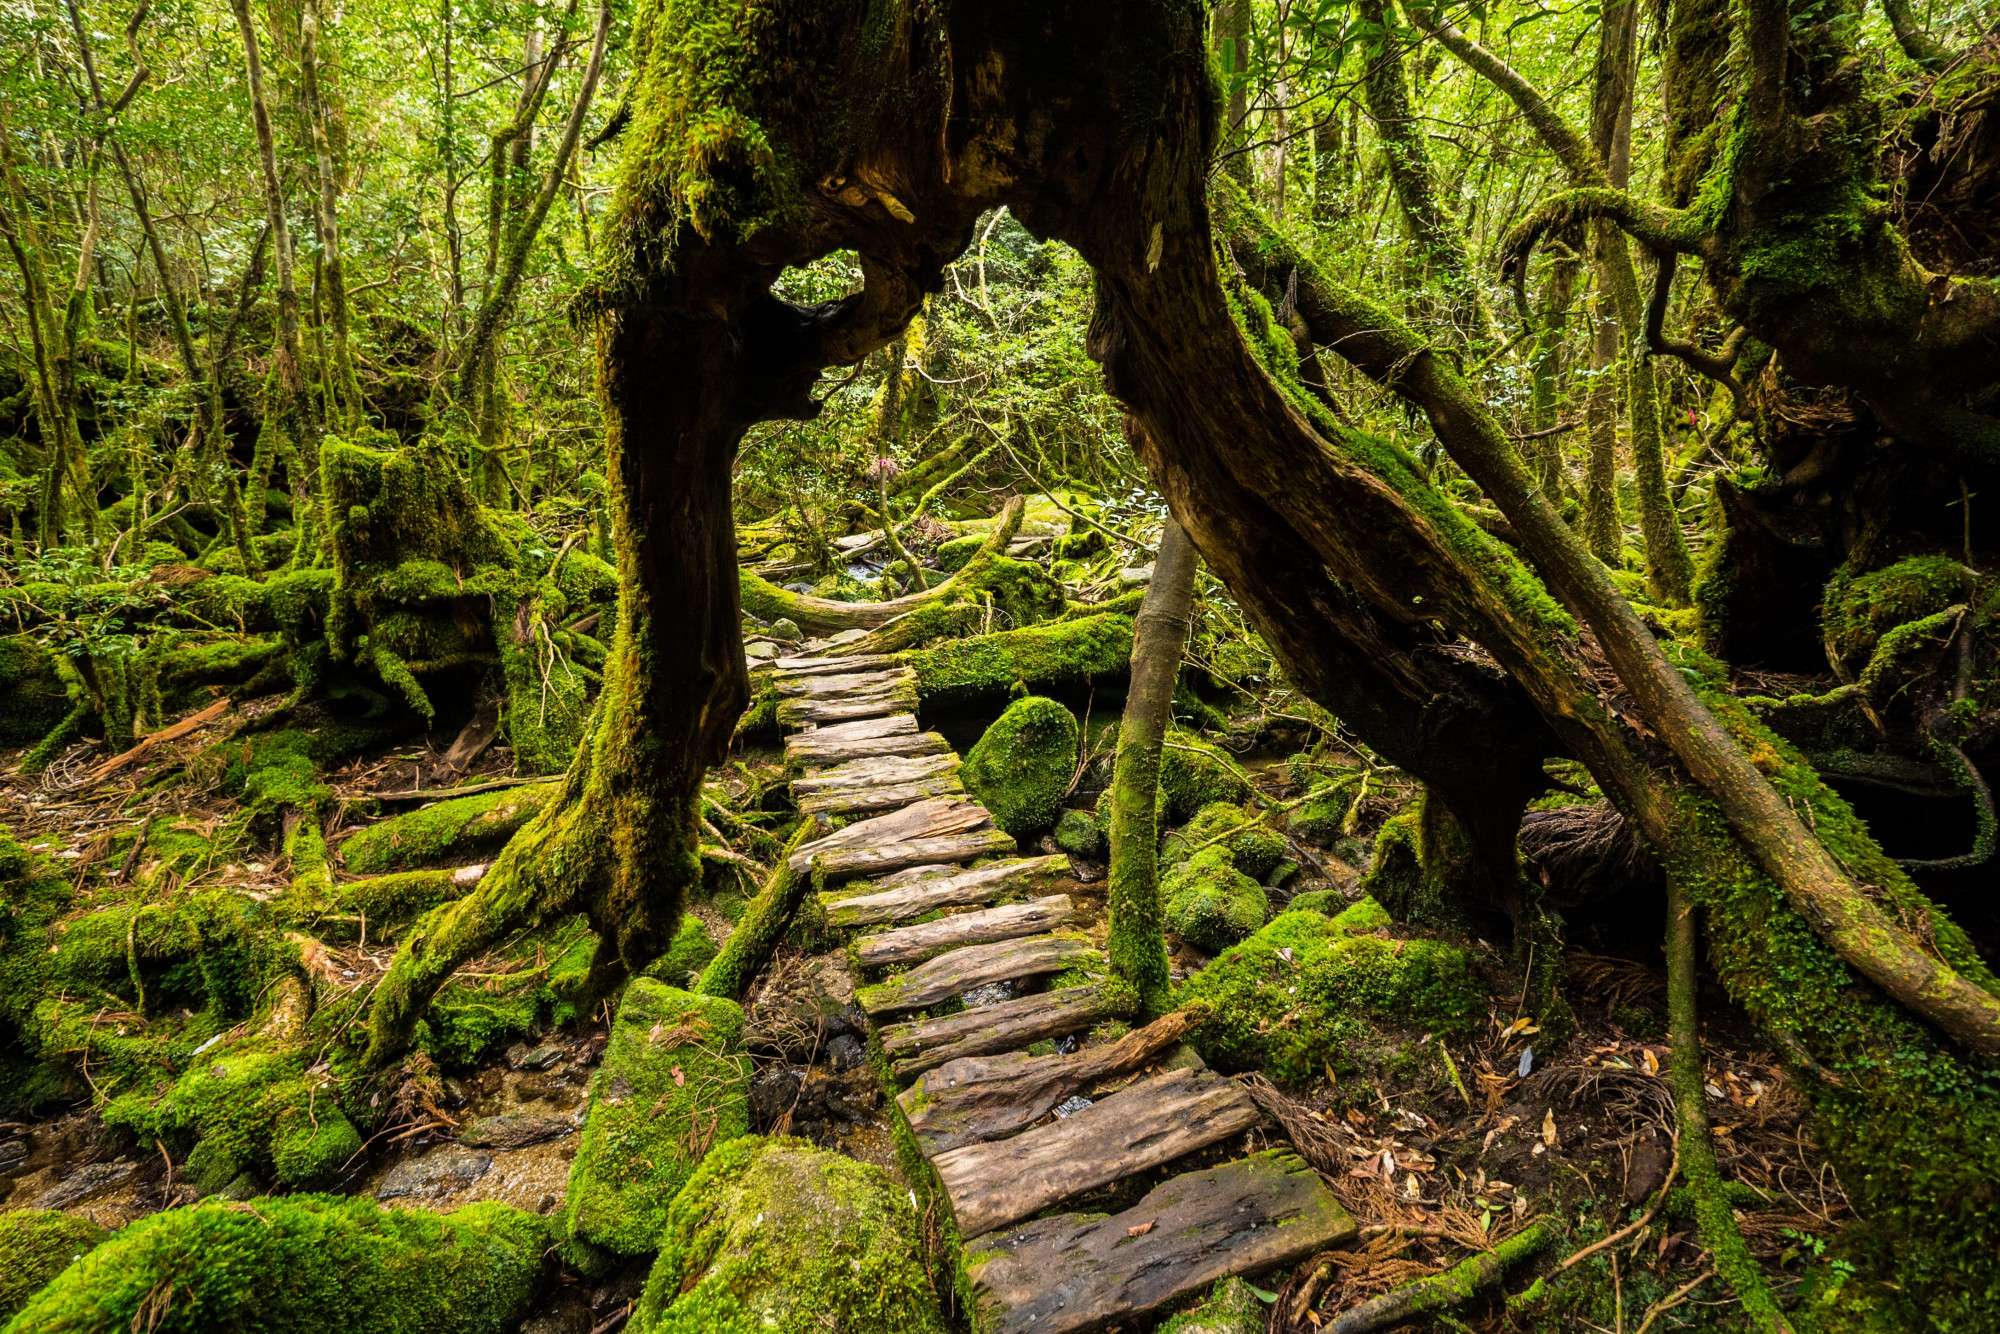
[631,1136,947,1334]
[1174,908,1483,1086]
[5,1196,550,1334]
[961,696,1080,836]
[563,980,752,1255]
[0,1211,108,1323]
[1162,845,1268,953]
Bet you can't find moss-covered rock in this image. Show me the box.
[1162,846,1268,953]
[1153,1276,1266,1333]
[1163,802,1287,882]
[644,915,720,989]
[631,1136,945,1334]
[0,1210,108,1322]
[4,1196,549,1333]
[1821,554,1973,675]
[338,782,562,875]
[1158,730,1251,825]
[961,696,1079,836]
[563,980,751,1255]
[1174,908,1483,1086]
[1285,775,1355,846]
[1054,807,1106,860]
[1286,888,1341,916]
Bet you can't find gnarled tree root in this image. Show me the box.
[1322,1221,1554,1333]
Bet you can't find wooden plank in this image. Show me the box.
[771,653,895,675]
[822,854,1069,927]
[772,667,918,698]
[858,934,1097,1019]
[882,984,1128,1079]
[797,774,966,817]
[794,712,918,740]
[793,753,961,793]
[800,829,1018,881]
[788,730,951,767]
[963,1151,1357,1334]
[776,685,917,726]
[932,1067,1263,1238]
[790,797,995,869]
[899,1011,1195,1154]
[855,896,1074,969]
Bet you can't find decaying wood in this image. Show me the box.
[796,774,968,817]
[431,698,500,782]
[900,1009,1194,1153]
[775,684,918,726]
[821,854,1071,927]
[857,934,1098,1019]
[854,895,1073,969]
[932,1065,1264,1237]
[963,1150,1358,1334]
[771,653,896,674]
[792,752,961,793]
[788,797,997,871]
[793,711,917,740]
[787,728,954,767]
[86,698,231,781]
[882,983,1127,1078]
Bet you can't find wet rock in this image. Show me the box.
[507,1042,565,1071]
[33,1159,137,1209]
[825,1032,866,1074]
[460,1113,572,1151]
[375,1144,492,1200]
[0,1139,27,1172]
[217,1171,265,1201]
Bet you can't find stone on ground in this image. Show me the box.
[961,696,1079,836]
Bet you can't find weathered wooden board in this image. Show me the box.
[821,855,1071,928]
[898,1011,1194,1154]
[857,935,1098,1019]
[771,653,895,675]
[773,667,918,698]
[794,712,918,741]
[789,797,995,871]
[932,1066,1263,1237]
[793,753,961,793]
[797,774,967,817]
[798,830,1018,881]
[855,896,1073,969]
[776,685,917,726]
[787,730,953,767]
[963,1151,1357,1334]
[880,984,1126,1079]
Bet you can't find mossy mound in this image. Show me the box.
[961,696,1079,836]
[1821,554,1973,674]
[1154,1276,1266,1333]
[1286,888,1341,915]
[4,1196,549,1333]
[632,1136,946,1334]
[899,613,1132,707]
[1158,730,1250,824]
[339,782,561,875]
[563,980,751,1255]
[1163,802,1287,882]
[1285,775,1355,845]
[1174,907,1483,1086]
[0,639,72,748]
[1054,807,1106,860]
[644,915,721,989]
[0,1210,108,1322]
[1162,846,1268,953]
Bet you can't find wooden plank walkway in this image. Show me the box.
[768,652,1356,1332]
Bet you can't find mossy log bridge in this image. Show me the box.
[770,652,1356,1333]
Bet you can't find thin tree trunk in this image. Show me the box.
[1213,0,1252,188]
[1105,512,1199,1017]
[1583,282,1621,561]
[300,0,363,429]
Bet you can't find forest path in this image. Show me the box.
[770,653,1356,1334]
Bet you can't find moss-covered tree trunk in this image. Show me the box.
[1104,513,1198,1015]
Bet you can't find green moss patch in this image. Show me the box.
[899,614,1132,707]
[562,980,751,1255]
[632,1136,946,1334]
[961,696,1079,836]
[339,783,561,874]
[0,1211,108,1323]
[1164,802,1287,881]
[1162,846,1268,953]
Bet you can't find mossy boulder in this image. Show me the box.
[1154,1276,1266,1333]
[4,1196,549,1333]
[1158,730,1250,825]
[631,1136,946,1334]
[1054,807,1106,860]
[645,915,721,989]
[563,980,752,1255]
[338,782,562,875]
[933,534,984,572]
[1286,888,1341,916]
[1285,775,1355,845]
[1162,847,1268,953]
[0,1211,108,1322]
[1174,908,1483,1086]
[961,696,1079,836]
[1163,802,1287,882]
[1821,554,1973,674]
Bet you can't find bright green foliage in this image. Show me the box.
[0,1211,108,1322]
[1053,807,1106,859]
[1175,908,1483,1086]
[4,1196,550,1334]
[563,980,752,1255]
[961,696,1080,836]
[899,614,1133,707]
[1158,729,1251,824]
[1153,1276,1266,1334]
[1162,846,1268,953]
[631,1136,947,1334]
[339,783,562,874]
[1163,802,1287,881]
